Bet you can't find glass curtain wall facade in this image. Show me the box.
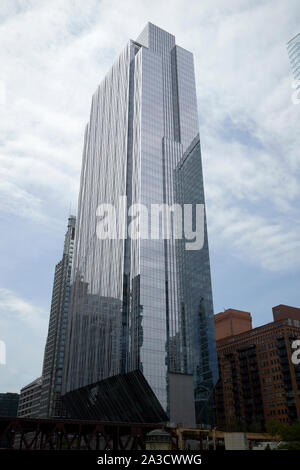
[287,33,300,81]
[63,23,218,424]
[39,215,76,417]
[287,32,300,101]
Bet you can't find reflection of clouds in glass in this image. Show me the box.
[64,24,218,425]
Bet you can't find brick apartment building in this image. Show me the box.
[214,305,300,431]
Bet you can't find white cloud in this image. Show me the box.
[0,0,299,273]
[207,201,300,271]
[0,287,48,392]
[0,287,47,331]
[0,0,299,393]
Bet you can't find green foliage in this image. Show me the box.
[266,420,300,450]
[265,420,282,437]
[279,422,300,442]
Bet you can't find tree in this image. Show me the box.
[265,420,282,437]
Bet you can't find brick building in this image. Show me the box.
[214,305,300,431]
[214,309,252,341]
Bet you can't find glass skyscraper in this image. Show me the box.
[63,23,218,425]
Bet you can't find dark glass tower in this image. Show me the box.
[39,215,76,417]
[63,23,218,424]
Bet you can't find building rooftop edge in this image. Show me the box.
[287,32,300,44]
[216,318,300,346]
[20,377,42,390]
[214,309,251,318]
[272,303,300,310]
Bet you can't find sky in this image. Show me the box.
[0,0,299,393]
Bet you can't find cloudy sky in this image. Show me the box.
[0,0,299,393]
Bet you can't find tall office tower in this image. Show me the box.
[39,215,76,417]
[287,33,300,81]
[63,23,218,425]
